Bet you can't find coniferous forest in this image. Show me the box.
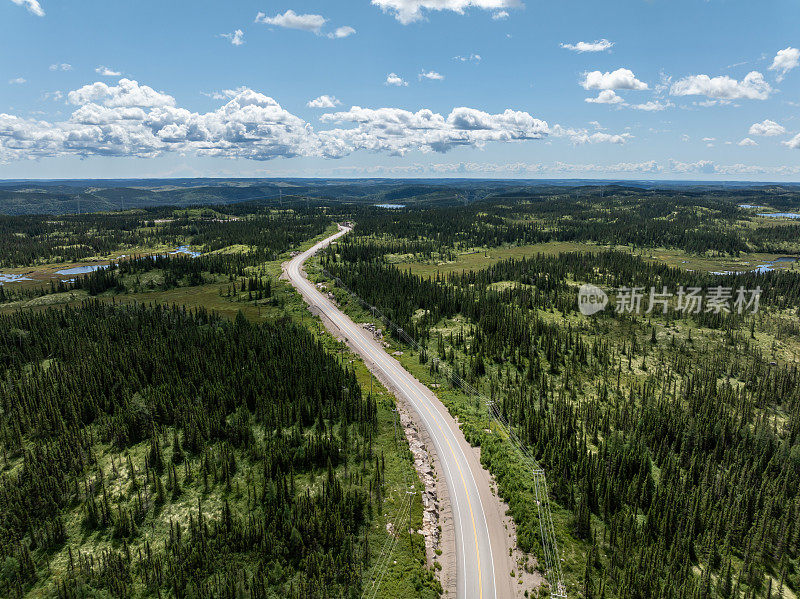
[0,302,387,598]
[1,185,799,598]
[315,189,800,599]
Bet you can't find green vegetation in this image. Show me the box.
[2,183,800,598]
[317,189,800,598]
[0,207,437,599]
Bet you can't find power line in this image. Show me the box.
[324,268,567,598]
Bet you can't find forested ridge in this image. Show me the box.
[0,302,390,598]
[0,208,328,268]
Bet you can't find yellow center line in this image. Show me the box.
[293,230,488,599]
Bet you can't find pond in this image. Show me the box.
[758,212,800,219]
[375,203,406,209]
[56,264,108,276]
[0,273,34,284]
[171,246,202,257]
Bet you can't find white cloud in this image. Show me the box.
[769,47,799,82]
[95,66,122,77]
[738,137,757,147]
[221,29,245,46]
[419,70,444,81]
[10,0,44,17]
[255,10,327,33]
[320,105,548,155]
[49,63,73,71]
[0,78,557,162]
[385,73,408,87]
[9,77,27,85]
[666,160,800,176]
[454,53,481,62]
[552,124,631,145]
[585,90,624,105]
[784,134,800,150]
[669,159,717,174]
[630,100,672,111]
[748,119,785,136]
[492,10,509,20]
[560,39,613,53]
[670,71,771,100]
[371,0,522,24]
[328,26,356,38]
[42,90,63,101]
[581,68,648,91]
[307,95,341,108]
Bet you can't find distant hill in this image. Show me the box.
[0,178,799,215]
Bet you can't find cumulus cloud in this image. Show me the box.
[492,10,509,19]
[784,134,800,150]
[9,77,27,85]
[371,0,522,24]
[738,137,757,147]
[328,26,356,38]
[552,124,631,145]
[255,10,327,33]
[560,39,613,53]
[10,0,44,17]
[96,66,122,77]
[221,29,245,46]
[419,70,444,81]
[385,73,408,87]
[319,105,548,155]
[769,47,799,82]
[454,53,481,62]
[585,90,624,105]
[670,71,771,100]
[749,119,786,136]
[581,68,648,91]
[0,78,561,163]
[630,100,673,111]
[49,63,73,71]
[307,95,341,108]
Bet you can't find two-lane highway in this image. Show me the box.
[285,225,516,599]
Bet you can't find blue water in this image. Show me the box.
[170,246,202,257]
[710,256,797,276]
[754,257,798,273]
[56,264,107,276]
[739,204,767,209]
[375,203,406,209]
[0,273,33,284]
[758,212,800,219]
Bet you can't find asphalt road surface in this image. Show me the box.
[285,225,515,599]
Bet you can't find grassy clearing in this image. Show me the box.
[393,240,800,280]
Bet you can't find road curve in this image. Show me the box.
[285,225,516,599]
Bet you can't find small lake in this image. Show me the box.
[56,264,108,276]
[758,212,800,219]
[0,273,34,284]
[754,256,798,273]
[170,246,202,258]
[375,203,406,209]
[739,204,767,209]
[711,256,798,276]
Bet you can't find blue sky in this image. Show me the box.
[1,0,799,180]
